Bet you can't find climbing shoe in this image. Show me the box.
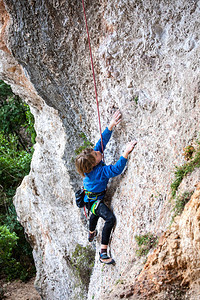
[88,230,98,242]
[99,252,115,265]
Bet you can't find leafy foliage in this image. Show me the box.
[135,233,158,258]
[75,132,94,155]
[171,145,200,198]
[0,133,33,191]
[0,80,36,281]
[24,106,36,144]
[0,80,13,101]
[0,96,26,135]
[0,225,18,263]
[0,87,36,149]
[171,191,193,224]
[134,96,138,104]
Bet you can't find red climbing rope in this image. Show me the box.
[82,0,104,161]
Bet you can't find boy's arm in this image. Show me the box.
[108,110,121,131]
[94,110,122,153]
[122,141,137,159]
[94,127,112,153]
[101,141,137,178]
[101,156,127,178]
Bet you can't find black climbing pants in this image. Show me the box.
[89,201,116,245]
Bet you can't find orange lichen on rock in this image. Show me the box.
[0,0,11,53]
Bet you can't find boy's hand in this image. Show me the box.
[123,140,137,159]
[108,109,122,131]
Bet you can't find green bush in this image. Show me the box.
[0,80,36,281]
[0,133,33,189]
[0,225,32,281]
[0,225,18,263]
[0,80,13,100]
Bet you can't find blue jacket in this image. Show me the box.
[83,127,127,202]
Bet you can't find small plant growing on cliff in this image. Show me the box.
[171,143,200,198]
[135,233,158,258]
[71,244,95,289]
[182,145,195,161]
[115,278,124,285]
[134,96,138,104]
[74,133,94,155]
[171,191,193,224]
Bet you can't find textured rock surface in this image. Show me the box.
[0,0,200,299]
[105,183,200,299]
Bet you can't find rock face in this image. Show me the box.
[0,0,200,299]
[106,183,200,299]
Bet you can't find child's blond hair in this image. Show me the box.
[75,148,96,177]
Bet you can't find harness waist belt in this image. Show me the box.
[84,189,106,200]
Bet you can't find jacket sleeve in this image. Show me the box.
[94,127,112,153]
[101,156,127,179]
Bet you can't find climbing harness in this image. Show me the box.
[84,189,106,201]
[75,186,105,219]
[85,189,105,217]
[82,0,104,161]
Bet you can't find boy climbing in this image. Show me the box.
[75,110,137,264]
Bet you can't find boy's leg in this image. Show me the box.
[96,202,116,245]
[95,202,116,264]
[89,213,99,231]
[88,213,99,242]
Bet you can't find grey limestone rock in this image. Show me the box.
[0,0,200,299]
